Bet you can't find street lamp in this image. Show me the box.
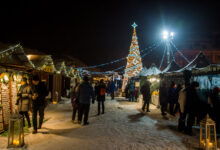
[162,30,174,64]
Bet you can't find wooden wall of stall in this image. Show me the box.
[52,74,62,102]
[0,79,19,132]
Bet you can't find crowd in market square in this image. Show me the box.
[158,80,220,136]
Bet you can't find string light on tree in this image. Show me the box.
[122,22,143,91]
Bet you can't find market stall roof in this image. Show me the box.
[139,67,148,76]
[162,60,182,73]
[139,64,161,76]
[0,44,35,71]
[26,54,55,71]
[54,61,68,76]
[66,66,75,77]
[191,63,220,75]
[175,52,210,72]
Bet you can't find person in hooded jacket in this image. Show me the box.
[16,77,32,128]
[96,79,106,115]
[77,76,95,125]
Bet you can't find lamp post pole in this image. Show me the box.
[163,31,174,65]
[166,40,171,65]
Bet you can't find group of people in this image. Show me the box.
[16,75,48,134]
[125,80,139,102]
[71,76,110,125]
[159,80,220,136]
[159,81,182,116]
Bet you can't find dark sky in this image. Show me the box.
[0,0,219,70]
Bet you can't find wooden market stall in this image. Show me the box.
[0,44,34,132]
[54,60,71,98]
[138,64,162,106]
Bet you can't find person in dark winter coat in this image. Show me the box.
[16,77,32,128]
[129,80,135,102]
[141,81,151,112]
[109,81,116,100]
[168,81,177,116]
[185,81,200,136]
[77,76,95,125]
[96,79,106,115]
[71,83,80,122]
[159,82,168,116]
[31,75,49,134]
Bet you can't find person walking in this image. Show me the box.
[159,82,168,116]
[185,81,200,136]
[141,81,151,112]
[16,77,32,128]
[129,80,135,102]
[109,81,116,100]
[71,83,80,122]
[168,81,177,116]
[77,76,95,125]
[96,79,106,115]
[31,75,48,134]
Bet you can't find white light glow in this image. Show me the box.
[4,74,9,82]
[170,32,174,36]
[163,31,168,36]
[163,35,168,39]
[162,30,174,40]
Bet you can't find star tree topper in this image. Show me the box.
[132,22,138,28]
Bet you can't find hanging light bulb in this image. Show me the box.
[4,73,9,82]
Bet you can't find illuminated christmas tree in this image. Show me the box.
[122,22,143,91]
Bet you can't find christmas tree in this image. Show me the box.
[122,22,143,91]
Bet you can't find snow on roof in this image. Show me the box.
[175,52,210,72]
[0,44,35,69]
[139,64,161,76]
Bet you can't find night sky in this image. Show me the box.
[0,0,219,70]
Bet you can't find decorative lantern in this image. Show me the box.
[53,91,58,104]
[200,115,217,150]
[8,113,24,148]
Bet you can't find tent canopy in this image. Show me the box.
[162,60,182,73]
[175,52,210,72]
[139,64,161,76]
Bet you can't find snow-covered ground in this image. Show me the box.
[0,97,210,150]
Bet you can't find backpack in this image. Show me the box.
[100,88,106,96]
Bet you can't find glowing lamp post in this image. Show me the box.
[200,115,217,150]
[8,113,24,148]
[162,30,174,64]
